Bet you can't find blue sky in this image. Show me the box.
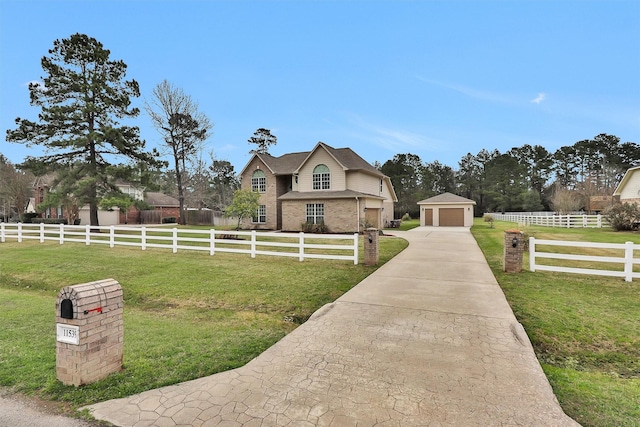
[1,0,639,174]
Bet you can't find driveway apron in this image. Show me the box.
[85,227,579,426]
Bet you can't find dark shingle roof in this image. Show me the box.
[279,190,384,201]
[257,152,309,175]
[249,142,384,178]
[145,192,179,207]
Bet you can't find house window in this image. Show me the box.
[380,179,383,193]
[253,205,266,223]
[251,170,266,193]
[306,203,324,224]
[312,164,330,190]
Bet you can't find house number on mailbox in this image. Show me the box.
[56,323,80,345]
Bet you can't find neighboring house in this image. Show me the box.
[417,193,476,227]
[613,166,640,205]
[31,175,179,225]
[239,142,397,233]
[586,195,616,214]
[32,174,64,220]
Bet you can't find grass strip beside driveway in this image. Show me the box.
[0,235,408,409]
[472,219,640,427]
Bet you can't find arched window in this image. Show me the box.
[251,169,266,193]
[312,164,330,190]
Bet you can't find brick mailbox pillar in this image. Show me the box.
[364,228,379,266]
[55,278,123,386]
[503,229,525,273]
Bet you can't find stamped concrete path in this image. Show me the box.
[85,227,579,426]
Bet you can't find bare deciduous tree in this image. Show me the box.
[550,188,584,214]
[146,80,213,225]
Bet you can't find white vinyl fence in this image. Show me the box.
[529,237,639,282]
[0,223,359,264]
[491,213,607,228]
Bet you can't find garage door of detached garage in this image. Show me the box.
[439,208,464,226]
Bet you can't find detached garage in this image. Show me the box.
[417,193,476,227]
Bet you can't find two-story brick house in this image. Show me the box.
[239,142,397,233]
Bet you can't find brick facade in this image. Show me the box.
[281,198,359,233]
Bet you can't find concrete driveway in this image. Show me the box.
[84,226,579,426]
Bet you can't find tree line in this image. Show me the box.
[381,133,640,218]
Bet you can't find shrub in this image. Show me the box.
[301,222,328,233]
[401,213,411,221]
[20,213,40,223]
[483,214,495,228]
[32,218,68,225]
[603,202,640,231]
[162,217,177,224]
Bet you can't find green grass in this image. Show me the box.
[0,235,408,410]
[472,219,640,427]
[384,218,421,231]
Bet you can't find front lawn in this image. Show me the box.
[472,219,640,427]
[0,234,408,411]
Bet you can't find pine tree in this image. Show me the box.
[6,33,160,226]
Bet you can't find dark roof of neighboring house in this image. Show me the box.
[243,142,385,178]
[418,192,476,205]
[145,192,179,207]
[279,190,384,201]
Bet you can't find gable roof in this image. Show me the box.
[239,142,385,179]
[296,142,384,177]
[418,192,476,205]
[613,166,640,196]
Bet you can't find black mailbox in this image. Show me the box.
[60,299,73,319]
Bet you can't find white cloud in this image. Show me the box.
[416,77,512,104]
[531,93,546,104]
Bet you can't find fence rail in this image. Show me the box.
[491,213,608,228]
[0,223,359,264]
[529,237,639,282]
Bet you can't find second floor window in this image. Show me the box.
[312,164,330,190]
[251,169,266,193]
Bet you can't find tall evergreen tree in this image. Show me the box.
[6,33,159,226]
[248,128,277,155]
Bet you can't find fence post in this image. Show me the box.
[251,230,256,259]
[624,241,634,282]
[141,227,146,250]
[110,226,115,248]
[85,224,91,246]
[583,215,587,228]
[529,237,536,272]
[353,233,359,265]
[0,222,4,243]
[172,228,178,253]
[40,222,45,243]
[597,215,602,228]
[18,223,22,243]
[59,223,64,245]
[210,229,215,256]
[299,232,304,262]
